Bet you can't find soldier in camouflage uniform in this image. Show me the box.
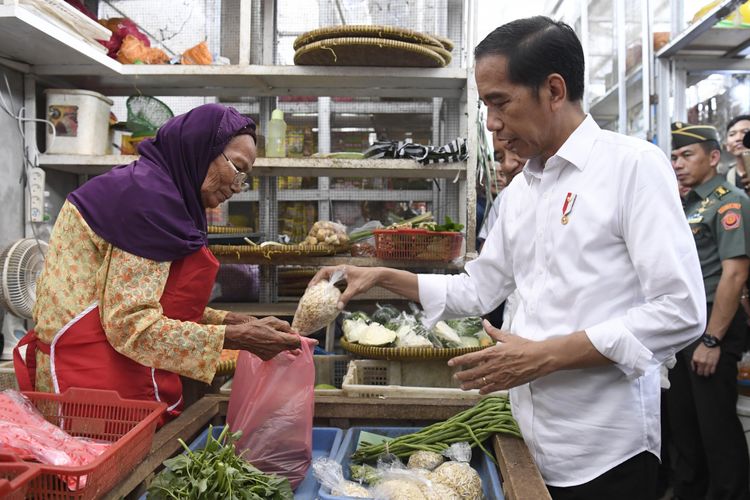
[668,122,750,500]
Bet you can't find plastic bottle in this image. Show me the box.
[266,109,287,158]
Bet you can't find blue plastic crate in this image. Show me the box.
[318,426,504,500]
[142,426,342,499]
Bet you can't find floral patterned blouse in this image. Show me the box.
[32,200,227,392]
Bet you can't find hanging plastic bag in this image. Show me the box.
[226,336,316,489]
[292,269,345,335]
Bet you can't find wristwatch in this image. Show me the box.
[701,333,721,348]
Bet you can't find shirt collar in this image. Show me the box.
[690,173,723,200]
[523,114,599,182]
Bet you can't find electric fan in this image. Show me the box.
[126,95,174,137]
[0,238,48,360]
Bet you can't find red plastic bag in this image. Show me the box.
[226,337,315,489]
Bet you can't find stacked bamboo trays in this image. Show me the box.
[293,25,455,67]
[209,243,339,262]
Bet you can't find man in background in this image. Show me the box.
[669,122,750,500]
[478,133,527,329]
[724,115,750,193]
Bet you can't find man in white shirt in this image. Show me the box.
[311,16,705,499]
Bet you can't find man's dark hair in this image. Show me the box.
[726,114,750,131]
[698,140,721,155]
[474,16,585,102]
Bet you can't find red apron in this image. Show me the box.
[14,246,219,421]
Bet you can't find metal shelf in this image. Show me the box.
[0,4,119,71]
[38,154,466,179]
[215,254,466,269]
[589,67,643,123]
[32,64,467,99]
[656,0,749,58]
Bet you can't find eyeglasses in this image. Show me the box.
[222,153,250,192]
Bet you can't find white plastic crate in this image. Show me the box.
[220,354,351,396]
[341,359,507,400]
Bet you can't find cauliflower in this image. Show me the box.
[292,278,341,335]
[343,318,369,342]
[358,323,397,346]
[430,462,483,500]
[407,451,445,471]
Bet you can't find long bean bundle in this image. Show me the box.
[351,396,520,465]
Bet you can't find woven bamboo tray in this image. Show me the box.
[207,225,255,234]
[209,243,338,261]
[340,338,488,361]
[215,349,239,376]
[294,37,445,68]
[430,33,454,51]
[422,44,452,65]
[293,24,443,50]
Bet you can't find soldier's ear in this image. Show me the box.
[709,148,722,168]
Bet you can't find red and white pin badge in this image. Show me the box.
[561,192,577,225]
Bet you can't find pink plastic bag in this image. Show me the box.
[226,336,315,489]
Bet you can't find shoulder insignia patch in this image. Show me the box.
[719,202,742,214]
[722,211,742,230]
[714,185,730,198]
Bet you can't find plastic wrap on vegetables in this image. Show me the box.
[371,303,401,325]
[312,457,371,497]
[430,443,483,500]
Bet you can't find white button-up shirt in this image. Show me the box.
[419,115,706,486]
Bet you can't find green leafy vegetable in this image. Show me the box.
[147,426,293,500]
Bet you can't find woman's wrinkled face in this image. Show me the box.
[200,134,256,209]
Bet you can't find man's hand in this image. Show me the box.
[449,320,553,394]
[309,265,383,310]
[224,317,314,360]
[691,344,720,377]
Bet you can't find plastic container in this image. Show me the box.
[266,108,287,157]
[0,455,40,500]
[44,89,113,155]
[157,425,343,500]
[342,359,506,400]
[20,388,165,499]
[318,426,504,500]
[373,229,463,262]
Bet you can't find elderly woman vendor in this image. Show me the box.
[13,104,302,418]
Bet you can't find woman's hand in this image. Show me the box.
[223,317,313,360]
[224,311,257,325]
[309,265,382,310]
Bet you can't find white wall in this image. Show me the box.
[0,69,25,249]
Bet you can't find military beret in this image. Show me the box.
[671,122,720,150]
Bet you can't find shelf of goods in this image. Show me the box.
[0,5,467,98]
[102,394,551,500]
[38,155,467,179]
[7,0,477,319]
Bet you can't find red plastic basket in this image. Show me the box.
[17,388,166,499]
[373,229,464,262]
[0,454,40,500]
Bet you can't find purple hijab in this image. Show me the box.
[68,104,255,262]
